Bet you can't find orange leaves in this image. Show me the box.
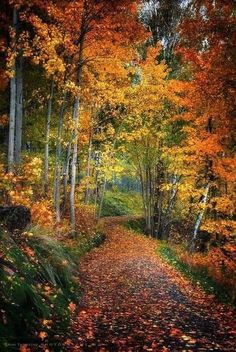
[179,242,236,293]
[38,331,47,340]
[23,246,35,258]
[68,301,76,313]
[0,113,9,126]
[31,201,54,228]
[170,327,182,337]
[19,345,30,352]
[74,203,97,234]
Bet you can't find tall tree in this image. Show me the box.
[178,0,236,248]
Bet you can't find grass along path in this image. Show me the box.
[69,218,236,351]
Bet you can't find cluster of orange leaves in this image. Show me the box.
[179,247,236,294]
[0,113,8,126]
[31,201,54,228]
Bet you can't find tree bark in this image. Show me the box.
[153,160,164,239]
[62,142,72,207]
[191,183,210,250]
[98,179,107,218]
[162,174,180,236]
[44,79,54,195]
[54,92,67,223]
[15,55,23,166]
[70,98,80,232]
[85,134,92,204]
[69,27,86,232]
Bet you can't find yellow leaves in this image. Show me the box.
[181,335,197,344]
[211,196,235,216]
[22,231,34,238]
[29,15,66,76]
[42,319,52,328]
[202,219,236,238]
[64,81,80,96]
[23,157,43,183]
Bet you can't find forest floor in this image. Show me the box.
[69,217,236,352]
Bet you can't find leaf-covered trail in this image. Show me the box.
[70,219,236,351]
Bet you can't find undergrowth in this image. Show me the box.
[157,242,235,307]
[100,190,142,217]
[0,225,105,351]
[124,217,145,233]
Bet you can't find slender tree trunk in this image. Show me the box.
[54,92,67,223]
[162,175,180,236]
[98,179,107,218]
[44,80,54,195]
[191,183,210,250]
[70,98,80,232]
[85,135,92,204]
[153,161,164,239]
[69,27,85,232]
[15,55,23,166]
[8,8,17,172]
[62,142,71,206]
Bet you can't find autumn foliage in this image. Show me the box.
[0,0,236,350]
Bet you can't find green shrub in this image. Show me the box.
[124,217,146,233]
[64,232,106,260]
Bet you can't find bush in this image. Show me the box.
[65,232,106,261]
[124,217,146,233]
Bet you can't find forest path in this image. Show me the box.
[70,218,236,351]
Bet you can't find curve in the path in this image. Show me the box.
[70,220,236,352]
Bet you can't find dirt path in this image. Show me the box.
[70,219,236,351]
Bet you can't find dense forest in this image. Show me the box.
[0,0,235,351]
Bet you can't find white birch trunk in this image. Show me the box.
[191,183,210,249]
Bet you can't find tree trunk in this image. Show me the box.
[15,55,23,166]
[191,183,210,250]
[98,179,107,218]
[153,161,164,239]
[62,142,71,207]
[8,8,18,172]
[44,80,54,195]
[162,175,180,236]
[69,26,85,232]
[54,92,67,223]
[70,98,80,232]
[85,135,92,204]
